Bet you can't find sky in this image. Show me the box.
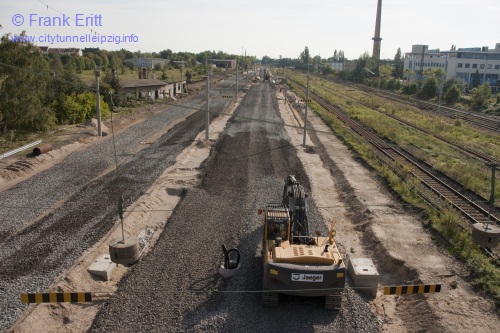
[1,0,499,60]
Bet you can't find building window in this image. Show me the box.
[472,64,477,69]
[480,64,485,69]
[465,63,470,68]
[487,64,492,69]
[458,63,463,68]
[495,65,500,70]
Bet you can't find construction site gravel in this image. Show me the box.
[1,73,498,332]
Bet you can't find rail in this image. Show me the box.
[292,81,499,227]
[0,140,42,160]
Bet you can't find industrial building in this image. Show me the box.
[124,57,170,69]
[208,59,236,69]
[404,43,500,91]
[121,68,186,99]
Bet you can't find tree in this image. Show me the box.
[444,85,460,105]
[101,70,122,107]
[392,48,404,79]
[322,65,334,75]
[262,55,272,64]
[160,68,168,81]
[312,55,321,72]
[0,32,56,132]
[159,49,173,59]
[404,68,416,82]
[417,76,438,100]
[470,82,492,108]
[442,77,465,106]
[299,46,310,69]
[471,69,481,89]
[352,52,370,80]
[443,77,466,95]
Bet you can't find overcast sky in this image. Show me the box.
[1,0,499,60]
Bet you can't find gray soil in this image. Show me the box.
[1,73,498,333]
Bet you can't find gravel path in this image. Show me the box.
[0,80,235,333]
[88,81,380,332]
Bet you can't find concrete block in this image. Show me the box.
[348,258,379,296]
[87,254,117,281]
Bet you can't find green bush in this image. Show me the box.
[55,92,110,124]
[444,85,461,105]
[470,83,492,108]
[402,83,417,95]
[386,78,401,90]
[417,77,438,100]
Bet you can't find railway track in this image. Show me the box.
[335,79,500,134]
[292,82,500,260]
[313,80,500,165]
[0,80,238,333]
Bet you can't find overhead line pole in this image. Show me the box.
[94,69,102,137]
[206,68,210,141]
[236,59,238,101]
[302,63,310,147]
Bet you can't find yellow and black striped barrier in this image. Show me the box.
[384,284,441,296]
[299,99,312,103]
[21,292,92,304]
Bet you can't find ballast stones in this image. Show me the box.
[109,237,140,265]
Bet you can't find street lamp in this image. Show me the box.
[173,60,188,97]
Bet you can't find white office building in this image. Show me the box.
[404,43,500,92]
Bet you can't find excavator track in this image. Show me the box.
[324,293,342,311]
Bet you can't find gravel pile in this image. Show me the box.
[89,81,381,332]
[0,82,235,333]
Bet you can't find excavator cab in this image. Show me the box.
[267,219,288,241]
[262,203,290,242]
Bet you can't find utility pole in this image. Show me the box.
[206,68,210,141]
[302,63,310,147]
[487,163,498,225]
[418,45,427,89]
[236,59,238,101]
[94,69,102,137]
[438,54,448,112]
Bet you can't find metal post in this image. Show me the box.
[418,45,427,89]
[236,59,238,101]
[180,63,183,98]
[487,164,497,225]
[438,54,449,112]
[206,71,210,141]
[302,64,310,147]
[94,70,102,137]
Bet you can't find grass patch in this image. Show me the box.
[290,72,500,202]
